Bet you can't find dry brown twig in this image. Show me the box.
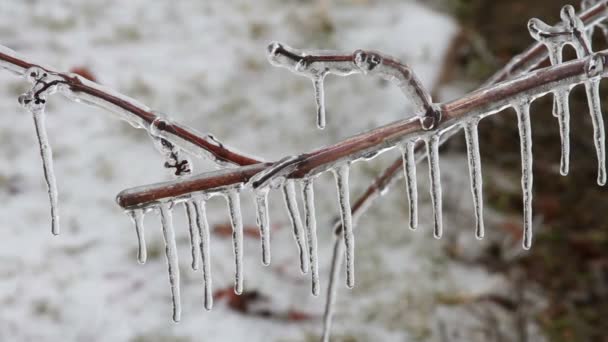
[2,1,608,339]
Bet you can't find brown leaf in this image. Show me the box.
[69,66,97,82]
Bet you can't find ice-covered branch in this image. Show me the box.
[267,42,437,129]
[117,50,608,208]
[0,46,262,167]
[485,0,608,85]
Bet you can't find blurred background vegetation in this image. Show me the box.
[433,0,608,340]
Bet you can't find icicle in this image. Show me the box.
[464,120,485,239]
[127,209,147,264]
[226,190,244,295]
[546,43,571,174]
[313,73,327,129]
[18,95,60,235]
[426,135,443,239]
[333,165,355,289]
[515,103,534,250]
[400,141,418,230]
[254,188,271,266]
[301,179,320,296]
[282,180,309,274]
[554,89,571,176]
[184,201,201,270]
[158,202,181,322]
[584,77,607,185]
[322,237,343,342]
[194,199,213,310]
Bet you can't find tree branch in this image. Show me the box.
[0,46,262,167]
[116,49,606,209]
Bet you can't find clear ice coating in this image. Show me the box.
[313,73,328,129]
[158,202,181,322]
[149,116,192,177]
[400,141,418,230]
[267,42,433,128]
[333,165,355,288]
[464,120,485,239]
[194,198,213,310]
[19,82,60,235]
[554,88,571,176]
[226,190,244,295]
[301,178,320,296]
[128,209,147,264]
[254,188,271,266]
[426,135,443,239]
[185,201,201,270]
[528,5,606,179]
[515,103,534,250]
[282,180,310,274]
[585,78,607,185]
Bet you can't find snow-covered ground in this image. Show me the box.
[0,1,545,341]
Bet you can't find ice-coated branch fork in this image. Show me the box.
[117,50,608,206]
[3,0,608,334]
[266,42,438,129]
[118,44,608,302]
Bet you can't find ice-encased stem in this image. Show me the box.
[313,73,327,129]
[301,179,320,296]
[554,88,571,176]
[334,165,355,289]
[426,135,443,239]
[400,141,418,230]
[515,103,534,250]
[30,106,60,235]
[282,180,309,274]
[226,190,244,294]
[464,120,485,239]
[194,199,213,310]
[584,79,607,185]
[322,236,343,342]
[158,202,181,322]
[254,188,271,266]
[128,209,147,264]
[185,200,201,270]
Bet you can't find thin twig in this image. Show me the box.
[0,47,262,167]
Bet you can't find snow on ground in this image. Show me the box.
[0,0,543,341]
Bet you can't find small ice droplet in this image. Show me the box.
[158,202,181,322]
[128,209,147,264]
[464,120,485,239]
[254,188,271,266]
[333,165,355,288]
[282,180,309,274]
[515,103,534,250]
[301,179,320,296]
[426,135,443,239]
[400,141,418,230]
[185,200,201,270]
[194,199,213,310]
[226,190,244,295]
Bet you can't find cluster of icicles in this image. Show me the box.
[13,4,607,324]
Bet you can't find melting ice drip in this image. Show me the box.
[122,150,324,317]
[18,67,62,236]
[528,4,606,183]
